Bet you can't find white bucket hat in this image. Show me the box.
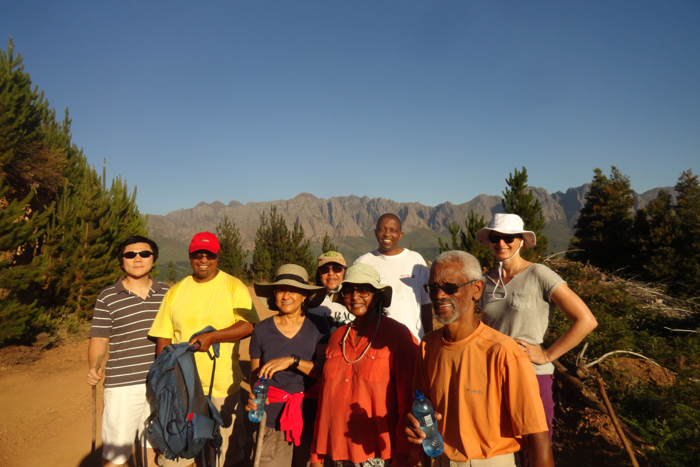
[476,213,537,249]
[476,213,536,301]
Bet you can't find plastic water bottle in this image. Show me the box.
[412,390,444,457]
[248,376,268,423]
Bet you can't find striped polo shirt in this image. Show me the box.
[89,278,170,388]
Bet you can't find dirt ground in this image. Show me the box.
[0,289,660,467]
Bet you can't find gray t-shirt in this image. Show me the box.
[480,264,565,375]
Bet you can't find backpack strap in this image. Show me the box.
[176,350,199,417]
[189,326,220,399]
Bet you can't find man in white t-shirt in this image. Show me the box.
[354,213,432,340]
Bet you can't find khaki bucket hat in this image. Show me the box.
[340,263,392,307]
[254,264,326,311]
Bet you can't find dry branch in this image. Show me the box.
[583,351,660,370]
[597,377,640,467]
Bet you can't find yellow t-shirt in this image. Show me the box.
[149,271,260,398]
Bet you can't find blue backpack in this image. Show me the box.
[145,327,223,465]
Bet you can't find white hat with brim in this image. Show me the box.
[475,213,537,249]
[340,263,393,307]
[254,264,327,311]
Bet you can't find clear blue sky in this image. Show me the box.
[3,1,698,215]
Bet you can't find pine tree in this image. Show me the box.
[671,170,700,294]
[438,211,495,269]
[0,39,66,206]
[321,232,338,254]
[569,166,634,271]
[216,216,247,278]
[0,39,149,337]
[251,206,315,281]
[632,189,677,281]
[0,178,53,343]
[501,167,548,262]
[167,260,177,284]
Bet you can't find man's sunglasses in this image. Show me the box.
[318,264,346,274]
[190,252,218,260]
[488,234,521,245]
[423,280,477,295]
[340,286,374,298]
[122,251,154,259]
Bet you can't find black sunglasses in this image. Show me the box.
[190,252,218,260]
[122,251,154,259]
[488,234,521,245]
[340,286,374,298]
[423,280,477,295]
[319,264,346,274]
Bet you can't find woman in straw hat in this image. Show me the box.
[249,264,331,467]
[308,251,354,332]
[476,213,598,456]
[311,263,420,467]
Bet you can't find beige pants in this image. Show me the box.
[158,391,245,467]
[436,452,520,467]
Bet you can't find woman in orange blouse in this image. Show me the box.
[311,263,420,467]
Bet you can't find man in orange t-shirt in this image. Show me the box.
[407,251,554,467]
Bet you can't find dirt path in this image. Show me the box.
[0,287,273,467]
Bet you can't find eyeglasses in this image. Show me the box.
[488,234,521,245]
[340,286,374,298]
[190,252,218,260]
[319,264,346,274]
[423,280,477,295]
[122,251,154,259]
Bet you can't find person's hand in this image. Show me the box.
[245,390,258,412]
[405,411,442,445]
[514,339,551,365]
[189,332,216,352]
[311,463,323,467]
[258,356,295,380]
[86,366,103,386]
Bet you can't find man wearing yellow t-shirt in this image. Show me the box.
[149,231,260,467]
[406,251,553,467]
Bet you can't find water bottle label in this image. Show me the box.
[422,415,433,427]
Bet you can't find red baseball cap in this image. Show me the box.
[189,232,221,254]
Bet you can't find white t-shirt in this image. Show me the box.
[307,295,354,333]
[354,249,431,340]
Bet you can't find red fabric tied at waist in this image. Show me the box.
[267,386,304,446]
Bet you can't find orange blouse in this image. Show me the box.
[311,317,420,467]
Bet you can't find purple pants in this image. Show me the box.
[519,374,555,467]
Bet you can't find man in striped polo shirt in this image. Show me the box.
[87,235,169,467]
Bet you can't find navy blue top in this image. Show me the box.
[249,313,330,428]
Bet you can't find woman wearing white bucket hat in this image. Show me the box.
[311,263,420,467]
[476,213,597,460]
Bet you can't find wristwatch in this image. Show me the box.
[290,354,300,369]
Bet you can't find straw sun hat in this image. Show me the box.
[340,263,393,307]
[254,264,326,311]
[475,213,537,249]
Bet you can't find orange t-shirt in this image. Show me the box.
[311,317,421,467]
[414,322,548,462]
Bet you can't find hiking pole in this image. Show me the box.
[92,354,104,455]
[252,411,267,467]
[596,377,639,467]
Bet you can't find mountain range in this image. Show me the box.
[147,184,672,273]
